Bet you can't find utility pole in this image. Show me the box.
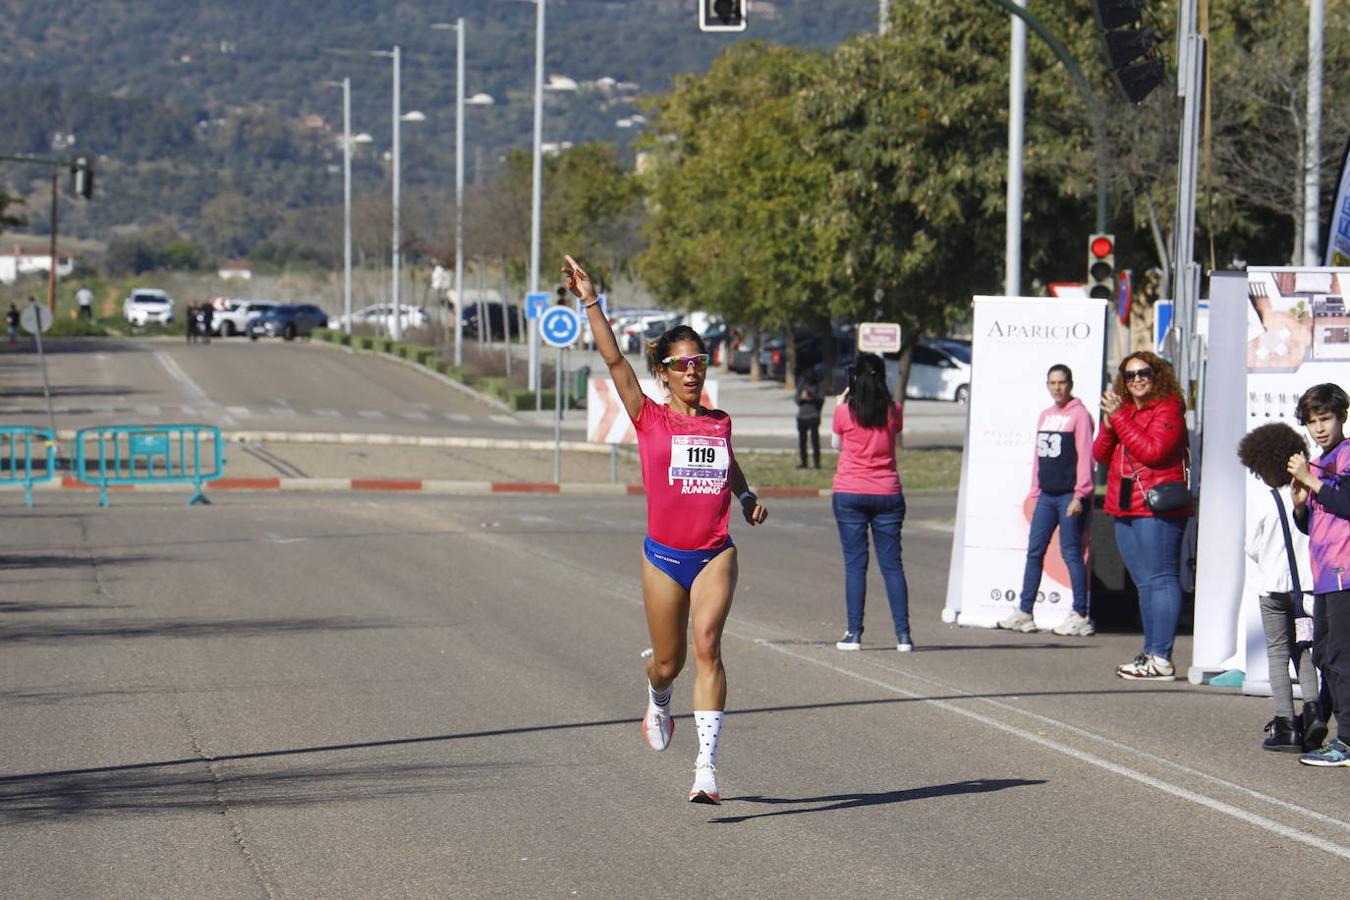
[47,166,59,312]
[1304,0,1324,266]
[529,0,545,398]
[1005,0,1027,296]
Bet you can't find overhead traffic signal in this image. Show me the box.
[1087,234,1115,300]
[70,157,94,199]
[1091,0,1164,105]
[699,0,746,32]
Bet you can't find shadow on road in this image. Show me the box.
[0,614,400,645]
[709,778,1047,824]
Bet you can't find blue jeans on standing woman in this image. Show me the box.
[833,492,910,639]
[1019,492,1089,617]
[1113,515,1186,660]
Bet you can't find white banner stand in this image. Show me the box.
[943,296,1107,629]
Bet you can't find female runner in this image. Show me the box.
[564,255,767,804]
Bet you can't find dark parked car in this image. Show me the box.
[761,325,856,389]
[462,301,524,340]
[247,304,329,341]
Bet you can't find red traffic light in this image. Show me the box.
[1090,236,1114,258]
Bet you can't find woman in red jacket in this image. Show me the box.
[1094,351,1193,681]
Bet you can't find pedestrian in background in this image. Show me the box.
[185,303,199,343]
[999,364,1096,636]
[1094,351,1192,681]
[795,366,825,469]
[6,303,18,345]
[832,352,911,652]
[76,286,93,320]
[1288,383,1350,767]
[1238,421,1323,753]
[200,302,213,344]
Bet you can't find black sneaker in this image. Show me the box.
[835,631,862,650]
[1302,701,1329,752]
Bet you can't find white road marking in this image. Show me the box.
[226,406,251,417]
[357,410,386,420]
[266,407,296,417]
[444,413,470,423]
[314,408,341,418]
[489,414,520,426]
[753,640,1350,862]
[135,405,162,416]
[401,410,430,421]
[154,350,238,427]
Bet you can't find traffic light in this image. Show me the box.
[699,0,746,32]
[1087,234,1115,300]
[71,157,94,200]
[1091,0,1163,105]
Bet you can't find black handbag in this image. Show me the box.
[1143,480,1191,513]
[1124,448,1191,514]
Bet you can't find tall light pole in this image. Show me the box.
[1304,0,1324,266]
[529,0,545,394]
[433,20,468,367]
[1005,0,1026,296]
[369,47,403,341]
[326,78,353,334]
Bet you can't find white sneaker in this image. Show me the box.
[997,610,1038,633]
[688,763,720,804]
[1116,654,1176,681]
[641,698,673,751]
[1051,611,1096,637]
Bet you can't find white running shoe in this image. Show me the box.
[1116,654,1176,681]
[997,610,1038,633]
[1051,611,1096,636]
[641,698,673,751]
[688,763,720,804]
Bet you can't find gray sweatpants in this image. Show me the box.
[1259,591,1318,720]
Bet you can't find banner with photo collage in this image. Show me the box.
[943,296,1107,630]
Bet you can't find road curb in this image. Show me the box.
[32,478,839,498]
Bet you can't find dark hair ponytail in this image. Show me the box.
[847,352,892,428]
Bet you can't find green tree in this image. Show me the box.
[0,190,25,228]
[639,42,830,382]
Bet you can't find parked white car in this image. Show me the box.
[905,339,972,403]
[122,288,174,326]
[330,303,430,332]
[211,299,278,336]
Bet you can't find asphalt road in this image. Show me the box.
[0,338,968,450]
[3,491,1348,897]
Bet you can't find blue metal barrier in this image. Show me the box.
[0,426,57,507]
[74,424,224,507]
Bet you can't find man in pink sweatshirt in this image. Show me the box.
[999,364,1097,636]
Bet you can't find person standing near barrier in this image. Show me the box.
[6,303,18,345]
[1094,351,1192,681]
[1288,383,1350,767]
[200,302,213,344]
[999,364,1096,636]
[1238,421,1323,752]
[831,352,911,652]
[564,253,768,804]
[76,286,93,320]
[795,367,824,469]
[185,303,198,343]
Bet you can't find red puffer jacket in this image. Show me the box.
[1092,394,1192,518]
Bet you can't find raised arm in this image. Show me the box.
[563,255,643,422]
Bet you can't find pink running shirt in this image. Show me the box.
[634,395,733,551]
[831,401,903,495]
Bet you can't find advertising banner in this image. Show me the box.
[943,296,1107,629]
[1237,267,1349,693]
[586,379,719,444]
[1327,138,1350,267]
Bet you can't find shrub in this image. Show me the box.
[354,335,375,351]
[477,376,506,400]
[48,318,109,337]
[508,388,555,411]
[414,348,436,367]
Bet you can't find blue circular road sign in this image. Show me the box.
[540,305,580,348]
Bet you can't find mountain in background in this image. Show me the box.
[0,0,876,259]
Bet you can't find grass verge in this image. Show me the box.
[737,448,961,491]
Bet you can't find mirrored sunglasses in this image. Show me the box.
[662,354,710,372]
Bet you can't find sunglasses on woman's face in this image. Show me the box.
[1122,368,1154,382]
[662,354,710,373]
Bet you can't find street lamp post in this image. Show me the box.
[326,78,353,334]
[529,0,545,398]
[391,45,402,342]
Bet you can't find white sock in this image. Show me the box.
[693,710,723,767]
[648,681,671,709]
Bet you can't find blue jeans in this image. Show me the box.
[1019,492,1089,617]
[1113,515,1186,660]
[832,491,910,639]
